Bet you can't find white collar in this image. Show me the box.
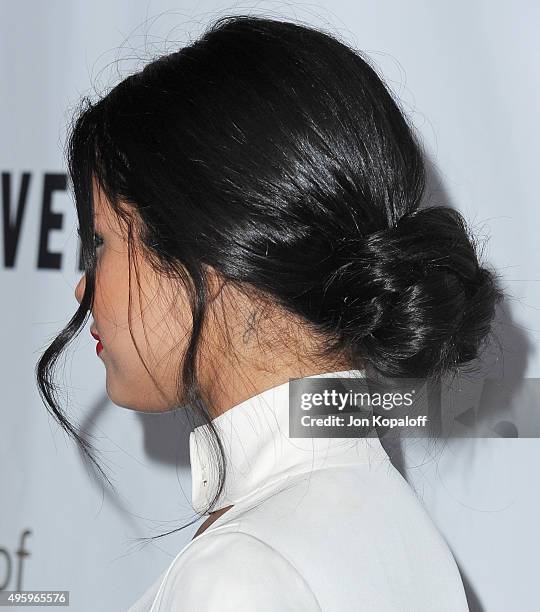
[189,369,388,513]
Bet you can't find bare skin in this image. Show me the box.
[74,178,354,418]
[73,180,356,541]
[192,504,235,539]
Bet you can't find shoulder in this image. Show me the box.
[158,529,321,611]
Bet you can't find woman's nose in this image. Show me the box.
[74,274,86,304]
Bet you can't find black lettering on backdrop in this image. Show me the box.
[0,529,31,591]
[2,172,31,268]
[0,546,11,590]
[37,173,67,269]
[2,170,85,272]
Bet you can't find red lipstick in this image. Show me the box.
[90,330,103,356]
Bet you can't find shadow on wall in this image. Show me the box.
[76,392,195,543]
[76,153,532,612]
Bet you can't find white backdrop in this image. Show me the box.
[1,1,539,610]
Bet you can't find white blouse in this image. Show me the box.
[128,369,469,611]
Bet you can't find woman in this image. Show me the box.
[36,14,503,611]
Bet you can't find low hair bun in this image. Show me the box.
[322,206,504,380]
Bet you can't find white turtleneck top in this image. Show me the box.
[128,369,469,611]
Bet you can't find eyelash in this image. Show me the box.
[77,228,104,249]
[93,232,104,249]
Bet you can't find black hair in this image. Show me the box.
[35,14,504,542]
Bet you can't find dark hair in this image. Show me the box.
[36,14,504,542]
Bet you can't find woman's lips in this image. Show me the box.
[90,329,103,356]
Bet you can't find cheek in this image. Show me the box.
[92,247,199,410]
[93,251,132,332]
[134,279,196,376]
